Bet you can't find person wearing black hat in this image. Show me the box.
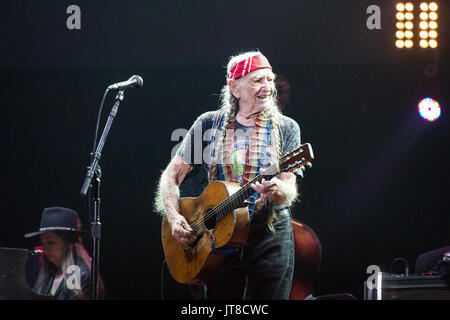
[25,207,104,300]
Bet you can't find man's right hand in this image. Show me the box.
[168,213,197,245]
[159,155,197,245]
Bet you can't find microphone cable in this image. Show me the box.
[84,87,110,294]
[91,88,110,155]
[87,87,110,249]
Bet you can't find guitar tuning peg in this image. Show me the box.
[307,162,312,168]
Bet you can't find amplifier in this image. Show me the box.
[364,272,450,300]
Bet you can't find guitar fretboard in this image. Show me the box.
[212,163,279,221]
[203,143,312,223]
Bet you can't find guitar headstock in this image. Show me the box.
[279,143,314,174]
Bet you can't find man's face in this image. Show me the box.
[232,68,275,113]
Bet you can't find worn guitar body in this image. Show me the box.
[161,181,250,284]
[161,143,314,286]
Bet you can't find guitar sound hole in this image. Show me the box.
[203,209,217,231]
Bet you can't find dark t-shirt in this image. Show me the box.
[176,111,304,182]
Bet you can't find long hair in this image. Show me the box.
[211,51,285,231]
[33,232,105,300]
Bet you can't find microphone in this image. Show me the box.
[108,75,143,90]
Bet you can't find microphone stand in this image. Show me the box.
[80,89,125,300]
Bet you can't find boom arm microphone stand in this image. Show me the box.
[80,89,125,300]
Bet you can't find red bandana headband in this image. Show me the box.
[226,54,272,84]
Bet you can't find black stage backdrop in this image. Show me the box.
[0,0,448,300]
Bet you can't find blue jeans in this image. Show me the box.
[206,207,294,300]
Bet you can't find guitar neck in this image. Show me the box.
[215,163,279,220]
[212,143,313,221]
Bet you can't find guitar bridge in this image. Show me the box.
[208,229,215,243]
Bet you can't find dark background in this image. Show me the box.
[0,0,448,300]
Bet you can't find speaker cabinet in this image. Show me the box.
[364,272,450,300]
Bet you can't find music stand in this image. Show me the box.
[0,247,53,300]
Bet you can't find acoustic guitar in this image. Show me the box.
[161,143,314,284]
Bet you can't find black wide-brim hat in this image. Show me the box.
[24,207,89,238]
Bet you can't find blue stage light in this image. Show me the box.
[418,98,441,122]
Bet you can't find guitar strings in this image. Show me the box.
[189,163,279,230]
[188,164,279,232]
[189,165,276,229]
[192,152,307,230]
[188,146,308,233]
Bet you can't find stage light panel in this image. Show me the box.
[405,39,414,48]
[420,2,429,11]
[405,12,414,20]
[428,30,437,38]
[396,12,405,20]
[420,39,429,48]
[419,21,428,29]
[396,40,405,48]
[396,31,405,39]
[429,39,438,48]
[405,2,414,11]
[429,2,438,11]
[428,21,438,29]
[396,3,405,11]
[429,12,438,20]
[419,2,438,48]
[405,30,414,39]
[396,2,439,49]
[419,30,428,38]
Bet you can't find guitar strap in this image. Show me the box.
[208,110,272,256]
